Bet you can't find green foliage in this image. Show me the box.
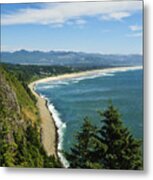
[99,104,143,169]
[2,63,79,83]
[0,65,38,122]
[65,118,104,169]
[100,105,142,169]
[0,66,62,168]
[65,104,143,170]
[43,154,62,168]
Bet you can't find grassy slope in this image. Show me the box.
[1,66,38,123]
[0,65,61,167]
[1,63,81,123]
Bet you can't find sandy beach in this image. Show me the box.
[28,83,57,157]
[28,65,142,161]
[31,66,142,85]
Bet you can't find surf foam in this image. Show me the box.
[34,88,69,168]
[47,102,69,168]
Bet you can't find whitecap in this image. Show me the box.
[65,72,115,84]
[47,102,69,168]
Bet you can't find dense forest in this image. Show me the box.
[2,63,80,83]
[0,64,143,169]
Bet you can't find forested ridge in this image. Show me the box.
[2,63,79,83]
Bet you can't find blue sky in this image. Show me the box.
[1,1,143,54]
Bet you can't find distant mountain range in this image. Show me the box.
[1,50,143,68]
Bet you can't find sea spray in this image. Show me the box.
[47,102,69,168]
[38,93,69,168]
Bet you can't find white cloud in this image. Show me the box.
[101,12,130,21]
[75,19,86,25]
[126,32,142,37]
[129,25,142,31]
[1,44,54,52]
[128,25,142,38]
[1,45,9,52]
[1,1,142,26]
[51,23,63,28]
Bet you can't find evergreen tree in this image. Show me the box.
[65,117,106,169]
[65,105,143,170]
[99,104,143,169]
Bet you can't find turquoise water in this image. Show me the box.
[36,68,143,154]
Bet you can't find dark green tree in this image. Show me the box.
[99,104,143,170]
[65,105,143,170]
[65,117,107,169]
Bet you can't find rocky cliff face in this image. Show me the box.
[0,67,26,154]
[0,69,20,115]
[0,67,39,166]
[0,66,61,167]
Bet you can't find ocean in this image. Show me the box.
[35,67,143,166]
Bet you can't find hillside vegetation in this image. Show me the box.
[2,63,79,83]
[0,65,61,167]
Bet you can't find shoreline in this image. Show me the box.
[28,65,142,167]
[31,65,143,85]
[28,83,58,158]
[43,96,59,158]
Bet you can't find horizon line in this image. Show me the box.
[1,49,143,56]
